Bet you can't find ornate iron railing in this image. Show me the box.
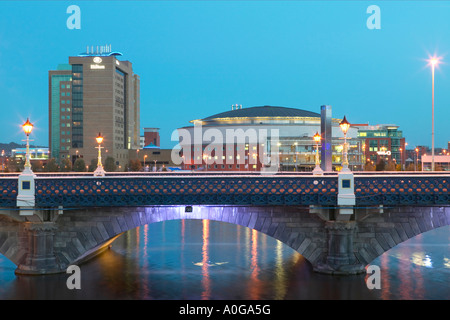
[0,173,448,208]
[33,175,338,207]
[0,177,17,207]
[354,175,449,206]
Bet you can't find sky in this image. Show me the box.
[0,0,449,149]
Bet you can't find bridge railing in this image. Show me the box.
[355,174,450,206]
[0,176,18,207]
[1,172,449,208]
[33,175,339,207]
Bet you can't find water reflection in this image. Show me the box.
[370,226,450,300]
[0,220,448,300]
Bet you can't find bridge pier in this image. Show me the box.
[313,220,365,275]
[15,221,60,275]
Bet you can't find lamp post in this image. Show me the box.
[22,118,34,173]
[17,118,36,208]
[339,116,351,172]
[415,147,419,171]
[312,132,323,175]
[428,56,441,171]
[94,132,105,176]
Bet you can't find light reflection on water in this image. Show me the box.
[0,220,448,300]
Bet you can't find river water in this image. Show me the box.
[0,219,448,300]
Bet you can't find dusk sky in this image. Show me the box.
[0,1,449,149]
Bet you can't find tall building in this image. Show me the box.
[49,45,140,169]
[357,124,405,168]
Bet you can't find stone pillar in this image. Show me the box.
[16,222,60,275]
[314,221,365,275]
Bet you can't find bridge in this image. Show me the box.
[0,171,449,276]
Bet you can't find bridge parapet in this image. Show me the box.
[355,174,449,206]
[33,175,339,207]
[0,173,449,209]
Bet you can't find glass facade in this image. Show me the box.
[50,73,72,160]
[72,64,83,148]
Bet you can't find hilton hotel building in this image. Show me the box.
[49,46,140,169]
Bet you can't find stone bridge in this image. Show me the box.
[0,172,448,275]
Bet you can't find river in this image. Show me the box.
[0,219,448,300]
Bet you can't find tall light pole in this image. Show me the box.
[22,118,34,173]
[339,116,351,172]
[428,56,440,171]
[94,132,105,176]
[312,132,323,175]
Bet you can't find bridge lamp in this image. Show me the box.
[339,116,351,172]
[312,132,323,175]
[94,132,105,176]
[22,118,34,172]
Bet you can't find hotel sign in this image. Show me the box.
[377,150,391,155]
[90,57,105,69]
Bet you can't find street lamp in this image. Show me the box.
[428,56,441,171]
[339,116,351,172]
[415,147,419,171]
[312,132,323,175]
[94,132,105,176]
[22,118,34,173]
[203,154,208,172]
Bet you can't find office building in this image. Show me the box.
[357,124,406,168]
[49,45,140,169]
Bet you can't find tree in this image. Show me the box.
[73,158,86,172]
[88,158,97,172]
[60,158,72,172]
[32,160,44,172]
[385,160,396,171]
[104,156,116,172]
[128,159,142,172]
[364,161,376,171]
[43,158,59,172]
[376,159,386,171]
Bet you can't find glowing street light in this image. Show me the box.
[427,55,441,171]
[415,147,419,172]
[94,132,105,176]
[339,116,351,172]
[22,118,34,172]
[312,132,323,175]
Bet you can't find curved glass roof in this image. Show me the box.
[194,106,320,122]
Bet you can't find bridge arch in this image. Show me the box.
[50,205,326,273]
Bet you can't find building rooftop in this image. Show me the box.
[194,105,320,122]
